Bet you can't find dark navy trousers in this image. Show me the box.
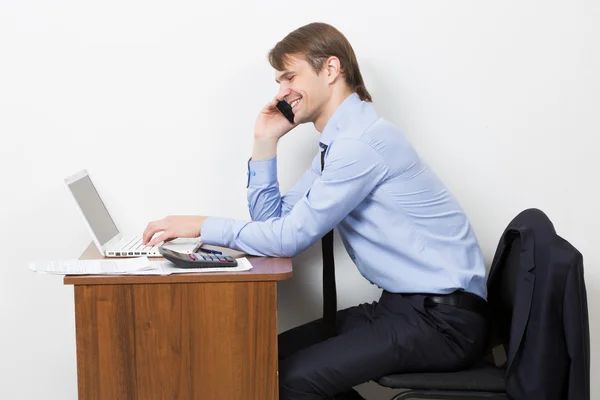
[278,291,487,400]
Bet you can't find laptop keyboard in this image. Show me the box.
[119,236,157,256]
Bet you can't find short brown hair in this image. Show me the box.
[268,22,372,102]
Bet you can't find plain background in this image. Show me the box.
[1,0,598,398]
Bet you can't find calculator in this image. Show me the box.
[158,245,238,268]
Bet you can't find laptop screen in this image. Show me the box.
[67,175,119,246]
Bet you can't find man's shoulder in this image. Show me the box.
[364,116,404,139]
[337,101,401,137]
[332,100,419,163]
[338,113,411,151]
[330,121,419,176]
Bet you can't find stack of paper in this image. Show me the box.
[28,257,253,276]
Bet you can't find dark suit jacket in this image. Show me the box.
[487,208,590,400]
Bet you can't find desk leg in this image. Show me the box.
[74,281,279,400]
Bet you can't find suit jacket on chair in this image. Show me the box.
[487,208,590,400]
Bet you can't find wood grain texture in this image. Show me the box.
[64,242,292,285]
[132,284,192,399]
[74,281,279,400]
[74,285,137,400]
[187,282,278,399]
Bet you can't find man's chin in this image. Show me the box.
[293,112,308,125]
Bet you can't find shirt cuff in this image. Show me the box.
[201,217,227,246]
[246,157,278,188]
[202,216,251,251]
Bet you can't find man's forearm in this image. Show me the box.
[252,138,279,160]
[247,137,282,221]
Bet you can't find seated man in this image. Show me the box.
[143,22,488,400]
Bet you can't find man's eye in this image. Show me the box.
[289,76,295,82]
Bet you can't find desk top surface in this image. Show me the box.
[63,243,293,285]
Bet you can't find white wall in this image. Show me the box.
[1,0,598,398]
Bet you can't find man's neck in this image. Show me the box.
[314,89,354,133]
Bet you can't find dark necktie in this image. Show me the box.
[320,142,337,339]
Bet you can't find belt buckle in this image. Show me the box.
[432,292,463,307]
[427,293,455,307]
[446,293,460,307]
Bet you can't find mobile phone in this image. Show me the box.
[276,100,295,124]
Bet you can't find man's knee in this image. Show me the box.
[279,361,323,399]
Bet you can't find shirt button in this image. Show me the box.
[252,171,256,176]
[247,203,251,207]
[350,254,356,261]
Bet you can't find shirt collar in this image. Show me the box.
[319,92,362,148]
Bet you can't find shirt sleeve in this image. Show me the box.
[246,156,319,221]
[202,139,389,257]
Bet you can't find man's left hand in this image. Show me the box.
[143,215,208,247]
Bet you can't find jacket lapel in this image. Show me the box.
[507,231,536,373]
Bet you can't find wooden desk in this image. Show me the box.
[64,243,293,400]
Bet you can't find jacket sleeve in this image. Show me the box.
[563,253,590,400]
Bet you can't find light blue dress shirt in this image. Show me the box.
[202,93,487,299]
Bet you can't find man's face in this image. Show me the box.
[275,55,330,125]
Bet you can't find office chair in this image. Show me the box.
[376,234,522,400]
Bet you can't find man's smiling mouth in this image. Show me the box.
[290,98,302,108]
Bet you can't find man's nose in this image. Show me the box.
[277,86,292,102]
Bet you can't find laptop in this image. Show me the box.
[64,169,201,257]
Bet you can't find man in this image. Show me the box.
[143,22,488,400]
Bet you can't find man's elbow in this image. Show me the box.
[280,243,299,258]
[280,237,315,258]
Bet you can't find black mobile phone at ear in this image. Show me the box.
[276,100,295,124]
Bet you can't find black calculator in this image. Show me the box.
[158,246,238,268]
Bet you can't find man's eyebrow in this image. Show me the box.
[275,71,295,84]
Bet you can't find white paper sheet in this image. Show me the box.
[29,257,253,275]
[28,257,151,275]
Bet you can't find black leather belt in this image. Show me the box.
[424,291,488,317]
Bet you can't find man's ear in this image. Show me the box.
[324,56,342,84]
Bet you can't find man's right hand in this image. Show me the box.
[254,90,298,142]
